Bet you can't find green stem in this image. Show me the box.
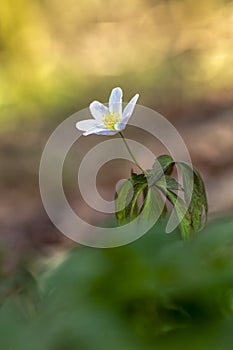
[119,132,146,174]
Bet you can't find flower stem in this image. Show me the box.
[119,132,145,174]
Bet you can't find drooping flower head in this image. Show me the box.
[76,87,139,136]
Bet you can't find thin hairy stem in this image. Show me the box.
[119,132,146,174]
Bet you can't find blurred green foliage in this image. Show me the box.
[1,218,233,349]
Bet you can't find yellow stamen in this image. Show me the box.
[103,110,121,130]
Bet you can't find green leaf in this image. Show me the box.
[125,182,148,221]
[148,155,174,187]
[130,172,147,184]
[165,189,192,240]
[140,187,165,223]
[176,162,208,233]
[156,175,183,191]
[193,167,208,227]
[115,180,133,224]
[115,173,148,225]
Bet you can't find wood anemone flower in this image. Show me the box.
[76,87,139,136]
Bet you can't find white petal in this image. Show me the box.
[114,122,125,131]
[95,129,119,136]
[109,87,122,115]
[96,129,119,136]
[89,101,108,121]
[76,119,97,131]
[122,93,139,125]
[83,127,101,136]
[83,127,119,136]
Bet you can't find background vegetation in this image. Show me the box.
[1,219,233,349]
[0,0,232,130]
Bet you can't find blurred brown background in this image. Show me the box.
[0,0,232,267]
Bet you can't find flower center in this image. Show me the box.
[103,111,121,130]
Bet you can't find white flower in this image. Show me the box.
[76,87,139,136]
